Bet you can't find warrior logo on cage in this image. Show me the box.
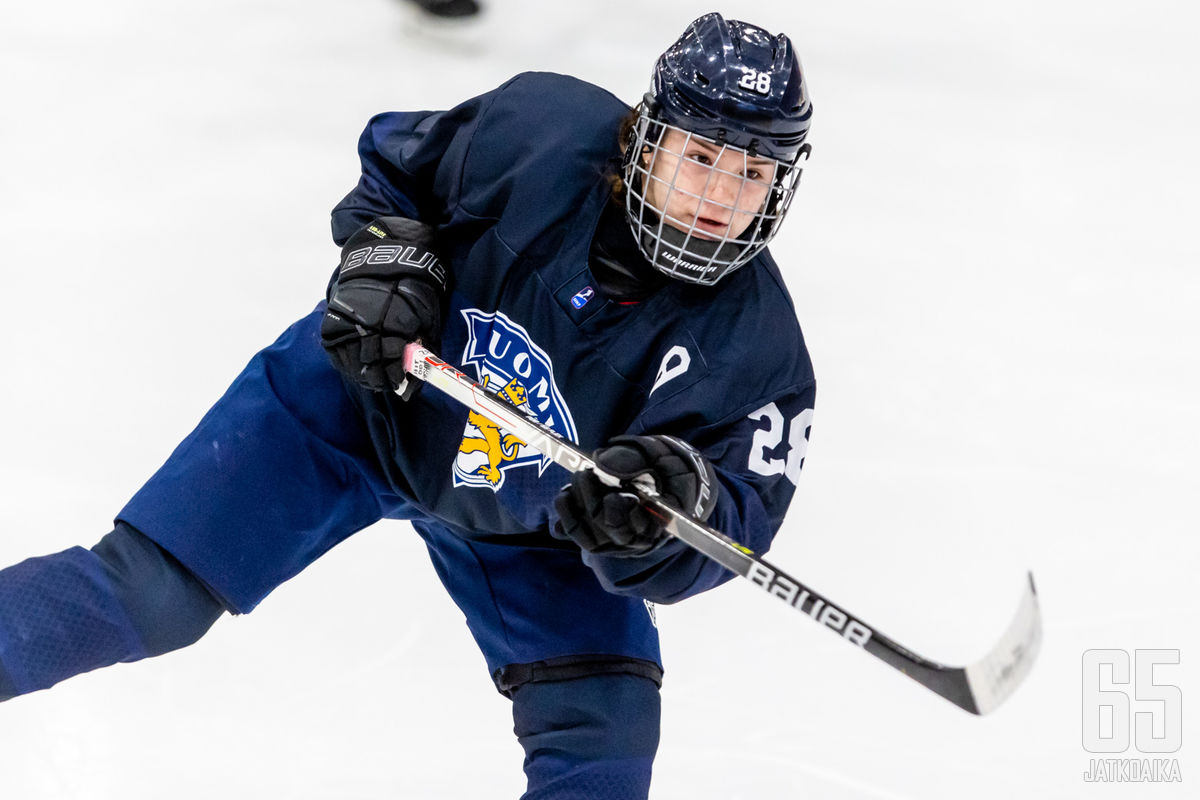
[452,310,578,491]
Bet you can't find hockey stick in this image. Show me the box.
[402,343,1042,715]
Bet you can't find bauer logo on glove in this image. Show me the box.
[320,216,451,396]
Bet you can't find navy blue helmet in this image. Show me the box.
[653,12,812,162]
[623,13,813,286]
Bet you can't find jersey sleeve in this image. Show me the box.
[330,72,626,248]
[329,97,493,245]
[578,381,816,604]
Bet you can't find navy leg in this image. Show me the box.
[412,523,664,796]
[512,673,660,800]
[117,308,399,614]
[0,523,223,701]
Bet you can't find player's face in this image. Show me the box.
[642,128,776,241]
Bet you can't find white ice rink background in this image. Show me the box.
[1,1,1197,797]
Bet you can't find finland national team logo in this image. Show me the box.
[453,309,578,491]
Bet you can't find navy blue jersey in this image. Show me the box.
[333,72,816,603]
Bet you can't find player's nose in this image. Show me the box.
[702,169,743,207]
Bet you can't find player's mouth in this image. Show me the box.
[690,216,731,240]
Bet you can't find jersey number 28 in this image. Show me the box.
[747,402,812,486]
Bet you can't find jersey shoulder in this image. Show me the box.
[465,72,630,179]
[452,73,629,242]
[494,72,630,123]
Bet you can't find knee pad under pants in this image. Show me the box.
[0,523,223,700]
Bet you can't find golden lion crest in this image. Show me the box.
[457,375,528,486]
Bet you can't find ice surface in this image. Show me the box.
[1,1,1196,797]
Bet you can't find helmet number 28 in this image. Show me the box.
[738,68,772,95]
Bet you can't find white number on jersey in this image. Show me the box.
[747,402,812,486]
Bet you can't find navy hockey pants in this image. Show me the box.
[0,308,662,797]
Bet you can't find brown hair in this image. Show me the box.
[608,103,644,199]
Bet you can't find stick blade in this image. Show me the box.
[963,572,1042,715]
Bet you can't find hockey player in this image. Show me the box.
[0,13,815,798]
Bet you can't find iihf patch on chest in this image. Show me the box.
[452,309,578,491]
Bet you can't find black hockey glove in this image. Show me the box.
[552,435,718,557]
[320,217,449,398]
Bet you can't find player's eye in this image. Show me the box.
[746,161,776,183]
[687,151,713,166]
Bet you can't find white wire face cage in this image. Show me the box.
[622,107,807,286]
